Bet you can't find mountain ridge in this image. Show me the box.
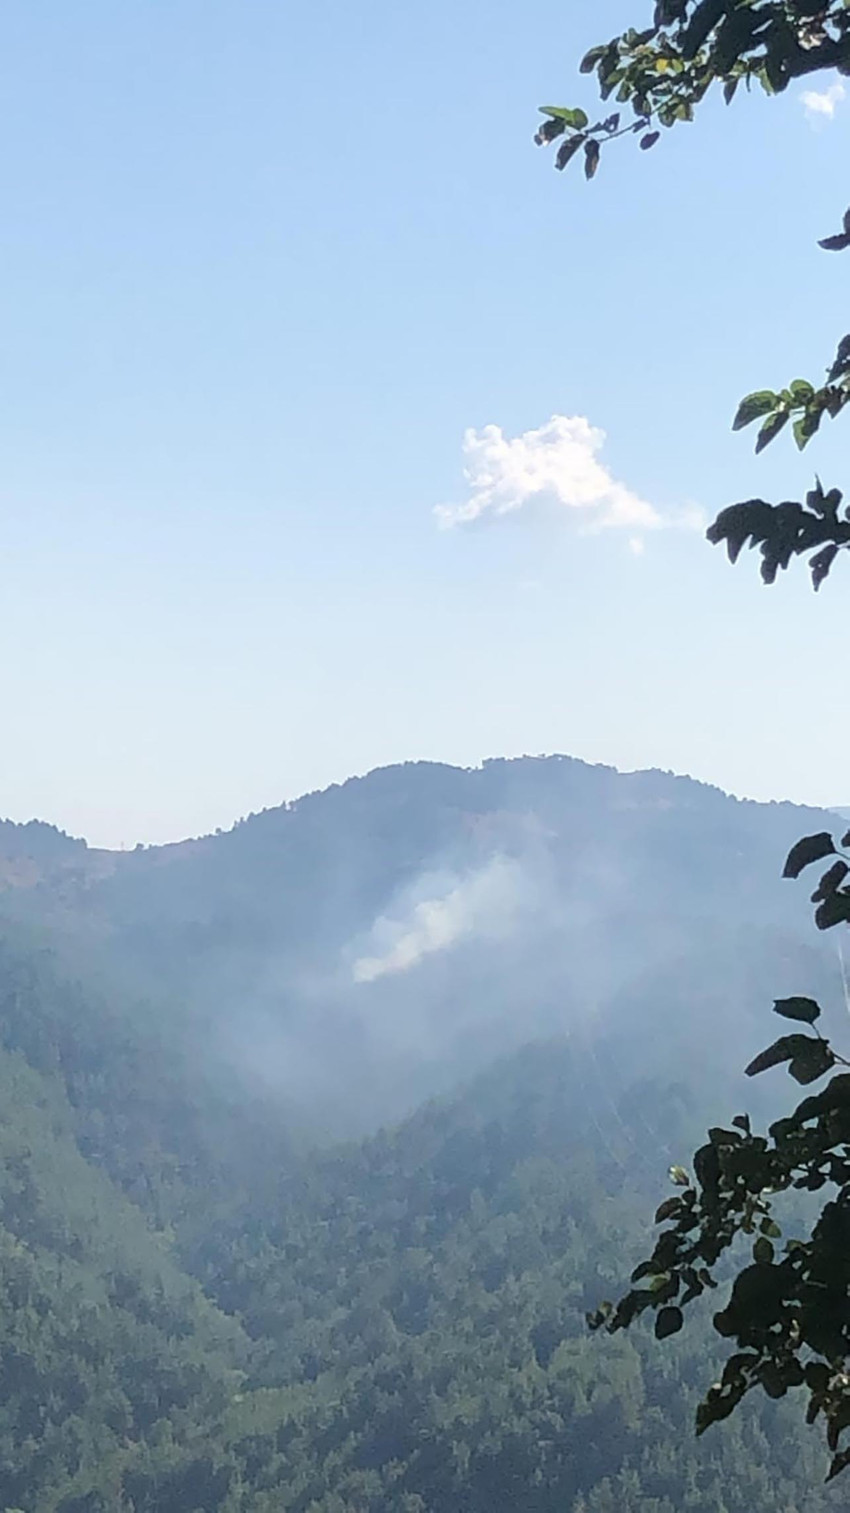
[0,752,839,1142]
[0,752,834,867]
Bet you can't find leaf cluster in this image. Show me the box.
[536,2,850,177]
[548,7,850,1473]
[784,829,850,931]
[706,482,850,589]
[731,318,850,457]
[538,12,850,593]
[590,1065,850,1482]
[589,831,850,1479]
[534,105,654,178]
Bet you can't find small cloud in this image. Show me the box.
[435,414,661,536]
[801,82,845,120]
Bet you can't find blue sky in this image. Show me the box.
[0,1,848,846]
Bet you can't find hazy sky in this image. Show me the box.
[1,2,848,846]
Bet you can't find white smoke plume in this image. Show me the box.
[353,855,526,984]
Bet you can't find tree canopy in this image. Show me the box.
[538,0,850,1483]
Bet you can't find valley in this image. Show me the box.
[0,757,843,1510]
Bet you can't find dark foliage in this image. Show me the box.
[539,0,850,1478]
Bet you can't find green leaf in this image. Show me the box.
[712,1308,737,1338]
[783,832,836,879]
[540,105,589,129]
[654,1196,683,1223]
[788,1040,835,1086]
[773,997,821,1025]
[655,1305,684,1340]
[810,543,839,591]
[814,892,850,931]
[753,1236,774,1265]
[826,1449,850,1482]
[681,0,724,60]
[584,139,601,179]
[811,860,849,902]
[534,117,566,146]
[585,1300,614,1330]
[806,478,825,512]
[754,409,789,453]
[555,135,585,171]
[668,1164,690,1186]
[732,391,777,430]
[828,337,850,382]
[640,130,661,150]
[793,410,821,450]
[745,1034,818,1078]
[647,1272,673,1292]
[579,44,608,74]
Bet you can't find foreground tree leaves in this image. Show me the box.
[655,1304,684,1339]
[773,997,821,1026]
[536,3,850,183]
[588,828,850,1476]
[589,1066,850,1473]
[744,1033,834,1085]
[784,834,838,881]
[705,490,850,589]
[538,2,850,591]
[819,208,850,254]
[783,830,850,931]
[543,0,850,1479]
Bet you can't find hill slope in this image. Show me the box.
[0,756,839,1135]
[0,756,844,1508]
[0,952,841,1511]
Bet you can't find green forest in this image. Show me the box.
[2,0,850,1499]
[0,759,845,1511]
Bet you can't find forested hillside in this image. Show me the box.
[0,945,843,1512]
[0,757,844,1509]
[0,757,840,1135]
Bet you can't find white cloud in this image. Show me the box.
[801,82,845,120]
[435,414,661,534]
[352,856,524,984]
